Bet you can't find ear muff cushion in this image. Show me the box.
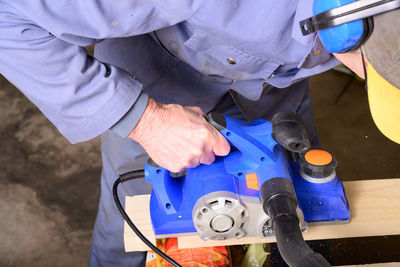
[350,16,374,51]
[313,0,369,53]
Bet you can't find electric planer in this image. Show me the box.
[144,112,350,242]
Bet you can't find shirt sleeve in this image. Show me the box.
[110,92,149,138]
[0,0,203,143]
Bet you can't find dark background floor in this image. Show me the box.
[0,68,399,266]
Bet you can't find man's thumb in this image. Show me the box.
[213,131,230,156]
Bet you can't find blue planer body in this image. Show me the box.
[145,113,350,240]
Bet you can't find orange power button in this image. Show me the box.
[304,149,333,166]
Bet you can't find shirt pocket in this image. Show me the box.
[183,29,282,81]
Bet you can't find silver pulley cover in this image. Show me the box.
[192,191,249,240]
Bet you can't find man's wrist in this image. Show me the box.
[128,97,162,142]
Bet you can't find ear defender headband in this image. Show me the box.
[300,0,400,53]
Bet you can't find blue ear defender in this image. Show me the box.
[299,0,400,53]
[314,0,372,53]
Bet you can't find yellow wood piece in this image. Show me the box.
[124,179,400,252]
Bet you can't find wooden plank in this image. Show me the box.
[124,195,155,252]
[124,179,400,252]
[338,264,400,267]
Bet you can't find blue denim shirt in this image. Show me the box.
[0,0,339,143]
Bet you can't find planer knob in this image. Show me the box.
[300,149,337,182]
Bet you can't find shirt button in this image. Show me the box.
[314,49,321,56]
[226,58,236,65]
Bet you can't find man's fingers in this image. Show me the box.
[187,106,205,115]
[170,167,186,173]
[212,130,231,156]
[199,152,216,165]
[187,158,201,169]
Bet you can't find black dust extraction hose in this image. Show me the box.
[260,178,331,267]
[113,170,182,267]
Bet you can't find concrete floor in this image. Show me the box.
[0,68,399,266]
[0,76,101,266]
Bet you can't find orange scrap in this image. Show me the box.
[146,238,231,267]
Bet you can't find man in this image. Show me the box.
[0,0,398,266]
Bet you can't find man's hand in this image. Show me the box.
[128,98,231,172]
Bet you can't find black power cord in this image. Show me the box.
[112,169,182,267]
